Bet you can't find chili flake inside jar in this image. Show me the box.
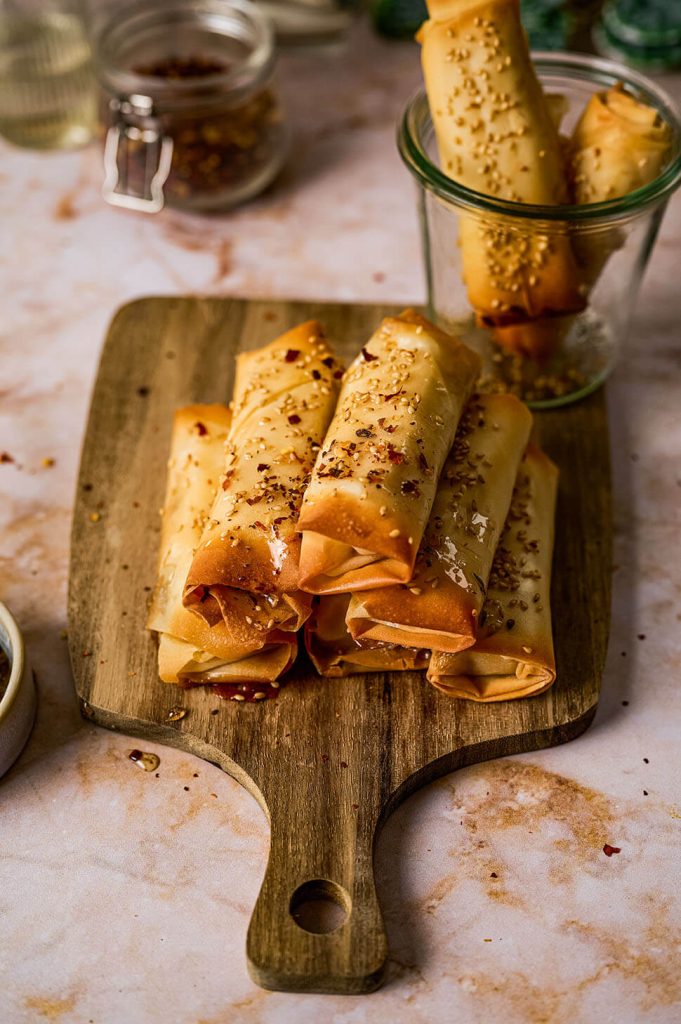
[96,0,289,212]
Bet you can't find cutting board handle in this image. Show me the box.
[246,801,388,994]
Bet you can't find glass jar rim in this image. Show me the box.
[398,50,681,224]
[94,0,274,108]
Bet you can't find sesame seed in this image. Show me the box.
[389,529,401,538]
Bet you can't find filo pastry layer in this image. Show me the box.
[346,392,532,652]
[305,595,430,677]
[158,632,296,685]
[147,404,297,684]
[297,310,481,594]
[427,443,558,701]
[418,0,584,328]
[183,322,343,640]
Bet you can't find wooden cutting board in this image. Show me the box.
[68,298,611,995]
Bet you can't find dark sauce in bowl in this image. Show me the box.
[0,648,10,702]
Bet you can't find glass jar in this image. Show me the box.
[94,0,289,213]
[0,0,97,150]
[398,52,681,408]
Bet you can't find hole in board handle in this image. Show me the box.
[289,879,351,934]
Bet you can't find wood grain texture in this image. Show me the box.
[68,298,612,995]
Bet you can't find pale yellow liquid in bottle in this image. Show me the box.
[0,11,97,150]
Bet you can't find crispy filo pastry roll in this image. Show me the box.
[147,404,297,684]
[418,0,584,328]
[569,83,673,287]
[158,633,297,685]
[184,322,343,638]
[570,83,672,206]
[305,595,430,677]
[297,310,481,594]
[427,443,558,701]
[346,393,532,652]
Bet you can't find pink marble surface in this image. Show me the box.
[1,20,681,1024]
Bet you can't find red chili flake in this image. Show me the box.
[246,496,263,506]
[311,369,321,380]
[333,370,344,379]
[352,803,359,809]
[340,761,348,768]
[401,480,418,495]
[321,753,329,763]
[387,448,405,465]
[0,452,14,464]
[490,872,498,878]
[194,421,208,436]
[356,428,373,438]
[506,618,515,630]
[82,650,92,658]
[256,463,269,473]
[253,520,267,531]
[285,349,300,362]
[361,347,378,362]
[137,386,150,397]
[419,453,429,472]
[383,390,404,402]
[322,357,334,368]
[602,844,621,857]
[221,471,233,490]
[288,414,301,425]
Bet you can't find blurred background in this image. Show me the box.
[1,0,679,210]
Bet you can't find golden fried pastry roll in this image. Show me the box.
[147,404,298,684]
[158,633,297,685]
[570,84,672,206]
[346,393,532,652]
[184,322,343,637]
[418,0,584,327]
[305,595,430,677]
[427,443,558,700]
[297,310,481,594]
[569,83,673,288]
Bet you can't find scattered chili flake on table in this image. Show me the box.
[602,844,621,857]
[0,452,14,464]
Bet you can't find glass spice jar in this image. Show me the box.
[94,0,289,213]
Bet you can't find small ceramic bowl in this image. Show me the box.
[0,602,37,778]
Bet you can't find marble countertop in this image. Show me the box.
[2,20,681,1024]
